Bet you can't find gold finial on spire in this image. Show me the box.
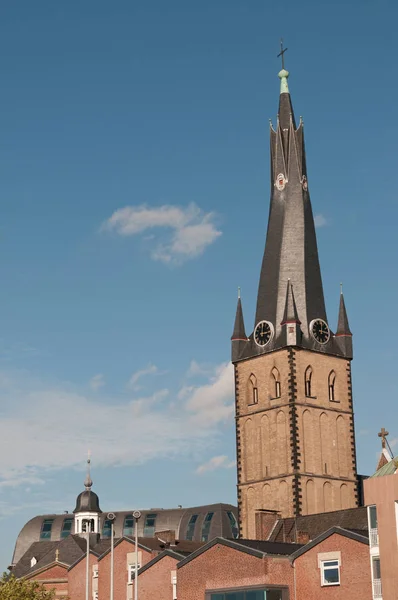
[340,282,343,294]
[378,427,389,449]
[238,286,241,299]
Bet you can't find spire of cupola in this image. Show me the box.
[84,454,93,490]
[74,454,102,536]
[281,279,302,346]
[231,288,248,362]
[335,285,353,358]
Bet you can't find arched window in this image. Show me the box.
[247,373,258,405]
[328,371,336,401]
[271,367,281,398]
[305,366,313,397]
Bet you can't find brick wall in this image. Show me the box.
[98,539,153,600]
[236,347,357,536]
[137,554,179,600]
[177,543,293,600]
[294,533,372,599]
[68,553,98,600]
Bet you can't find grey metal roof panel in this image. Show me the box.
[12,503,238,566]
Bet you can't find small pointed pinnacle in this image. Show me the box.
[336,287,352,335]
[281,279,300,324]
[231,292,247,341]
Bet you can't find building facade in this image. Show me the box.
[231,66,358,535]
[364,453,398,600]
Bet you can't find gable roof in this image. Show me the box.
[269,507,368,543]
[12,541,58,579]
[177,537,302,569]
[372,457,398,478]
[133,549,184,579]
[290,526,369,562]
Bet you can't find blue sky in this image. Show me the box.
[0,0,397,569]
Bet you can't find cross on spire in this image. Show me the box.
[378,427,389,449]
[277,39,288,70]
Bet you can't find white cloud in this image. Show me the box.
[0,362,234,490]
[89,374,105,391]
[184,363,234,425]
[314,214,327,228]
[196,455,236,474]
[186,360,213,378]
[102,203,222,265]
[128,364,158,390]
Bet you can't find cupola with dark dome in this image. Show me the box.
[73,457,102,535]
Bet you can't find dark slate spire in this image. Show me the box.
[231,288,248,362]
[335,286,353,358]
[255,66,328,344]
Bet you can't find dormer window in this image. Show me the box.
[30,557,37,568]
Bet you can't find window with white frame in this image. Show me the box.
[321,559,340,586]
[92,567,98,578]
[93,592,98,600]
[128,563,141,583]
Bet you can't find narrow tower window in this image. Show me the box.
[247,374,258,405]
[328,371,336,401]
[271,367,281,398]
[305,366,313,397]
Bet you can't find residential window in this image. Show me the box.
[321,559,340,586]
[201,512,214,542]
[328,371,336,401]
[372,557,382,597]
[102,519,112,538]
[40,519,54,540]
[368,505,378,547]
[128,562,141,583]
[271,367,281,398]
[372,557,381,579]
[92,567,98,578]
[227,511,239,539]
[305,366,313,397]
[123,514,135,537]
[186,514,198,541]
[143,513,157,537]
[61,518,73,539]
[93,592,98,600]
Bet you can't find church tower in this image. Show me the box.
[232,62,358,538]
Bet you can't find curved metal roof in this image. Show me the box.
[12,503,238,565]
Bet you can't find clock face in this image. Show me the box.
[310,319,330,344]
[254,321,274,347]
